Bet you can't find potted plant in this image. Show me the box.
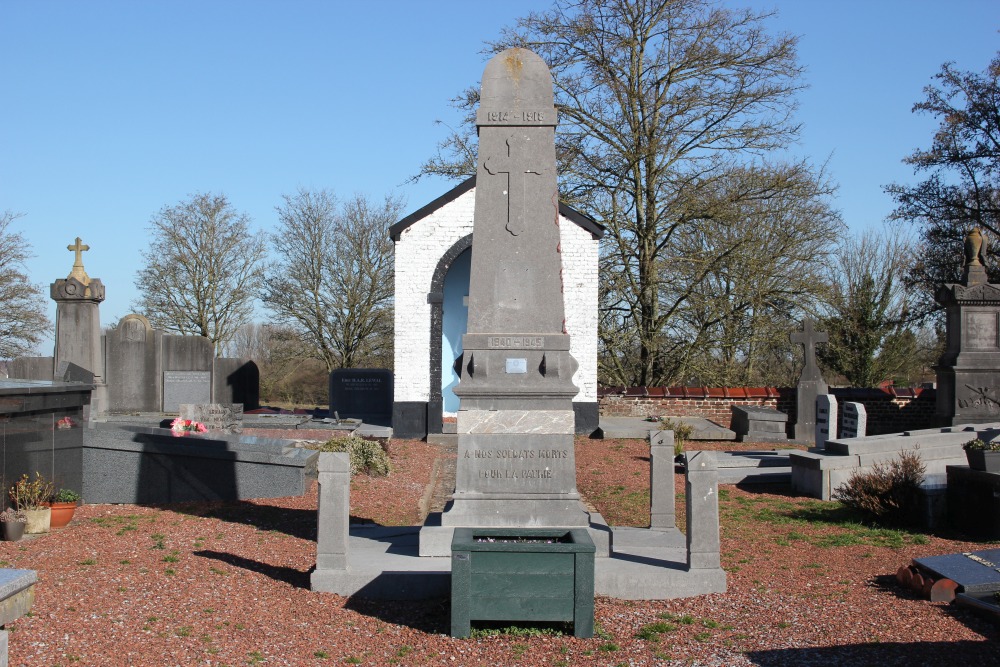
[963,438,1000,473]
[0,508,27,542]
[9,472,54,534]
[46,488,81,529]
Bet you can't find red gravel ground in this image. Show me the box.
[4,435,999,666]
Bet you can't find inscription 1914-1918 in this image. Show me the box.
[483,110,546,123]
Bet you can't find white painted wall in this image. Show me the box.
[392,185,599,404]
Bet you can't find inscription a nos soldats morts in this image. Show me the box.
[469,448,569,481]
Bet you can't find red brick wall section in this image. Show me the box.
[597,386,939,435]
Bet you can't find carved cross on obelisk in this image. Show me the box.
[791,318,829,441]
[483,133,545,236]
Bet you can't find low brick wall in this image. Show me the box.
[597,386,939,436]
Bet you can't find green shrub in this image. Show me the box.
[833,450,925,527]
[53,488,82,503]
[312,435,391,477]
[659,418,694,457]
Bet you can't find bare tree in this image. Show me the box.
[650,162,842,387]
[224,322,329,405]
[0,211,50,359]
[264,189,400,371]
[421,0,825,386]
[132,193,267,353]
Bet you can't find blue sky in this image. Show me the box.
[2,1,998,352]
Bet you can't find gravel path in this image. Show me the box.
[2,434,998,666]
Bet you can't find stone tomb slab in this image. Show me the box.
[913,549,1000,594]
[180,403,244,434]
[163,371,211,413]
[731,406,789,442]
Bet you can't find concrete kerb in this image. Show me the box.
[790,423,1000,500]
[310,435,727,601]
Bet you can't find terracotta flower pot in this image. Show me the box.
[1,520,26,541]
[23,507,51,534]
[47,501,77,529]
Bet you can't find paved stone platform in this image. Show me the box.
[716,450,793,485]
[597,416,736,440]
[311,524,725,601]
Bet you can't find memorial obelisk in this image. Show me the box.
[439,48,591,530]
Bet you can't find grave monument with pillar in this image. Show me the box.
[51,237,107,414]
[935,227,1000,424]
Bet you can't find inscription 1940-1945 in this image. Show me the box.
[488,336,544,349]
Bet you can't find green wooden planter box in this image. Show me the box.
[450,527,595,638]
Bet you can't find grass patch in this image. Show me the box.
[636,621,677,641]
[470,623,568,638]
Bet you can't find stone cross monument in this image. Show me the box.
[439,48,590,531]
[791,319,828,441]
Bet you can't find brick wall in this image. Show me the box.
[598,386,939,436]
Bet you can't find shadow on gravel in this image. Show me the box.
[870,574,1000,640]
[169,500,320,541]
[194,549,312,589]
[745,640,999,666]
[345,596,450,634]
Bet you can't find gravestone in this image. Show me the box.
[162,371,212,413]
[105,314,160,412]
[914,549,1000,594]
[731,406,788,443]
[329,369,393,425]
[841,401,867,439]
[815,394,838,450]
[935,228,1000,424]
[179,403,243,434]
[440,48,589,531]
[791,319,829,441]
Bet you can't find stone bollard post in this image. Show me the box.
[685,450,721,570]
[314,452,350,571]
[650,430,676,530]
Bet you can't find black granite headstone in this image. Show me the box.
[328,369,393,425]
[914,549,1000,593]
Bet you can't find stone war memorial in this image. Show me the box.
[312,47,725,608]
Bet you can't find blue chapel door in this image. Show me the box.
[441,248,471,413]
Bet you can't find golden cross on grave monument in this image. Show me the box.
[67,236,91,284]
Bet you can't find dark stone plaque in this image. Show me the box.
[329,368,393,425]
